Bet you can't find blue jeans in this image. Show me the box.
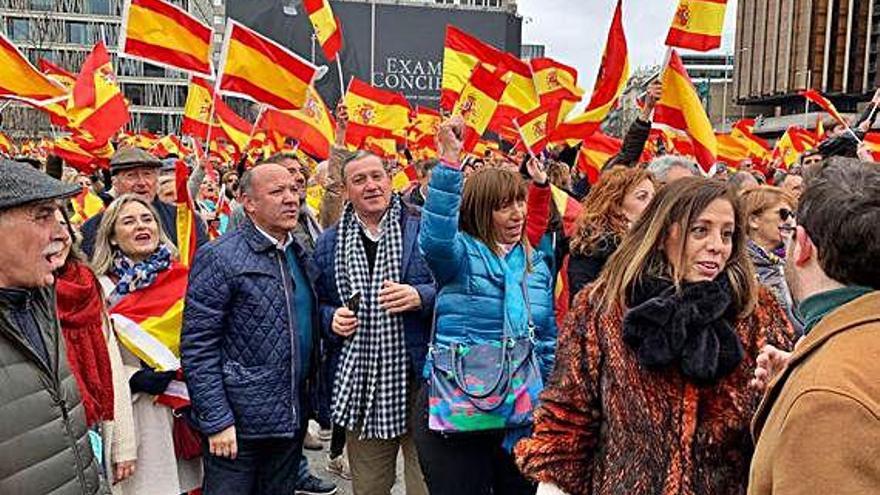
[297,455,310,483]
[203,435,305,495]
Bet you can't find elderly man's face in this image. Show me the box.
[0,201,68,288]
[114,166,158,200]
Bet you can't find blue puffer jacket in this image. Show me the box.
[312,206,436,377]
[419,165,557,381]
[182,218,315,439]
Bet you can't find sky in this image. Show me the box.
[518,0,738,91]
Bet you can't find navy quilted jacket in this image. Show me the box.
[312,206,436,376]
[182,218,315,439]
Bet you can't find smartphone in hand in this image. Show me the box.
[346,291,362,314]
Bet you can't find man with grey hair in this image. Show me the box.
[0,160,106,494]
[646,155,701,185]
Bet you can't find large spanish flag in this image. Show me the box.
[260,88,335,160]
[665,0,728,52]
[66,42,130,145]
[119,0,213,77]
[0,32,68,103]
[551,0,629,144]
[110,263,189,371]
[181,76,215,139]
[489,53,540,134]
[801,89,848,129]
[303,0,343,62]
[217,19,318,110]
[654,49,716,170]
[577,132,621,183]
[440,25,503,111]
[514,104,558,156]
[343,78,411,147]
[530,57,584,107]
[453,64,507,153]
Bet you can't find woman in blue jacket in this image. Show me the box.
[413,119,557,495]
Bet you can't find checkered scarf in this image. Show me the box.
[332,195,408,440]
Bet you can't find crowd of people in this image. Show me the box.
[0,92,879,495]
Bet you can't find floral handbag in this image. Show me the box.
[427,277,543,433]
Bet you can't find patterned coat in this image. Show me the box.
[515,287,795,495]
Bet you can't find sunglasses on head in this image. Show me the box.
[778,208,795,221]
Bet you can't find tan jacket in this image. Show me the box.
[749,291,880,495]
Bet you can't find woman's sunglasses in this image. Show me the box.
[778,208,796,221]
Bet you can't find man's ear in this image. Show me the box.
[793,225,814,267]
[748,214,760,233]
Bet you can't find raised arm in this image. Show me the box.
[319,102,351,229]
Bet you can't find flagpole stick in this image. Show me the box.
[845,125,863,145]
[867,101,878,126]
[204,98,217,153]
[248,104,267,143]
[336,58,345,101]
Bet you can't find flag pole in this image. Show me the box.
[867,101,878,127]
[248,104,267,143]
[336,58,345,100]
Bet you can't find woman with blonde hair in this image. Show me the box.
[516,177,795,495]
[92,194,202,495]
[740,185,801,333]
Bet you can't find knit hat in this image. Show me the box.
[109,147,162,175]
[0,159,80,211]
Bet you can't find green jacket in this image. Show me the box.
[0,286,106,494]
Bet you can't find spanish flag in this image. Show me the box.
[39,59,77,90]
[212,97,253,153]
[408,106,441,154]
[801,89,849,129]
[577,132,622,183]
[66,42,130,145]
[453,64,507,153]
[862,132,880,161]
[730,119,770,160]
[0,32,68,103]
[551,0,629,144]
[665,0,728,52]
[654,49,716,171]
[391,164,419,192]
[530,57,584,108]
[0,132,13,155]
[489,53,540,134]
[174,160,198,267]
[260,88,335,160]
[772,126,817,168]
[715,132,751,167]
[440,25,504,111]
[151,134,185,158]
[70,187,105,224]
[110,263,189,371]
[364,136,398,160]
[119,0,214,77]
[303,0,343,62]
[53,137,114,173]
[217,19,318,110]
[514,104,558,156]
[181,76,215,140]
[343,78,411,147]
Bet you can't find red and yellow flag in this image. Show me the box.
[39,59,77,90]
[665,0,728,52]
[801,89,848,129]
[863,132,880,161]
[364,136,398,160]
[453,64,507,153]
[120,0,213,77]
[260,88,335,160]
[217,19,318,110]
[151,134,186,158]
[70,187,105,224]
[53,137,115,173]
[181,76,215,139]
[391,164,419,192]
[514,104,558,156]
[66,42,130,145]
[654,49,716,170]
[577,132,622,183]
[212,97,253,153]
[530,57,584,107]
[174,160,198,267]
[440,25,504,111]
[408,106,441,155]
[552,0,629,144]
[715,132,751,167]
[303,0,343,62]
[343,78,411,147]
[0,32,68,103]
[489,53,540,134]
[0,132,13,155]
[772,126,818,168]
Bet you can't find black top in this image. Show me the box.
[567,234,620,302]
[360,230,378,275]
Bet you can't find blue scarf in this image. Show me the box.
[111,245,172,297]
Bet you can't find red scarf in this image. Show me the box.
[56,260,115,425]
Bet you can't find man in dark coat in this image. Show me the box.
[0,160,106,494]
[79,147,208,257]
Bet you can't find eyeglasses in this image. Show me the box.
[778,208,795,221]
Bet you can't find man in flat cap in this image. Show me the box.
[79,147,208,257]
[0,160,108,494]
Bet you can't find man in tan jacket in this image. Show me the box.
[748,157,880,494]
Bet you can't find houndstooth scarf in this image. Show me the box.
[332,195,409,440]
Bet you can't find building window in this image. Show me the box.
[9,18,29,41]
[124,84,145,106]
[85,0,111,15]
[213,15,224,26]
[67,22,88,44]
[29,0,53,11]
[143,62,165,77]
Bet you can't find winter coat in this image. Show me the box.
[747,240,803,334]
[749,291,880,495]
[419,165,558,381]
[312,205,436,377]
[516,287,795,495]
[0,287,106,495]
[80,197,208,258]
[567,235,618,302]
[182,217,316,439]
[605,117,651,169]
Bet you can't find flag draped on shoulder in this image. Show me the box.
[654,49,716,171]
[217,20,318,110]
[552,0,629,144]
[303,0,343,62]
[453,65,507,153]
[440,25,503,111]
[0,32,68,103]
[66,42,130,144]
[665,0,728,52]
[343,78,411,147]
[119,0,214,77]
[261,88,335,160]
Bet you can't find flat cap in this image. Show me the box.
[109,147,162,174]
[0,159,81,210]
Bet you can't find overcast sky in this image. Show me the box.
[518,0,738,90]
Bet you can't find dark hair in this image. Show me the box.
[799,157,880,289]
